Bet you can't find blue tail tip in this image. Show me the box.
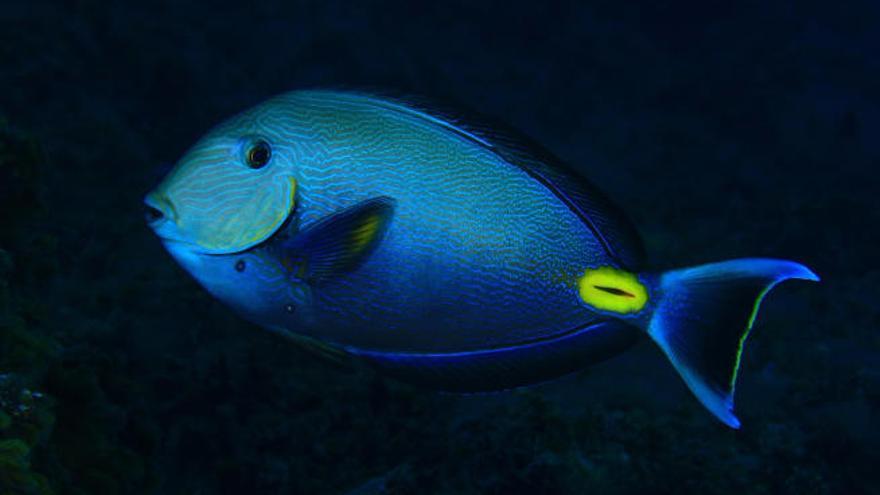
[764,259,820,283]
[788,260,820,282]
[803,267,820,282]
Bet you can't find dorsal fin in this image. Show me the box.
[343,90,646,270]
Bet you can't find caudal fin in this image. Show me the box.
[645,258,818,428]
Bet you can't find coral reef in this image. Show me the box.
[0,122,157,494]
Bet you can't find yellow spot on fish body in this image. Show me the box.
[578,266,648,314]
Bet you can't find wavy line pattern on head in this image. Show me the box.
[152,121,298,254]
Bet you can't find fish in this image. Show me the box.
[144,90,818,428]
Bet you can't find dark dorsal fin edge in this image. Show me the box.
[332,89,646,271]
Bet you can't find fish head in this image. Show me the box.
[144,101,314,329]
[144,115,298,256]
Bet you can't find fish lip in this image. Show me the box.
[143,191,178,224]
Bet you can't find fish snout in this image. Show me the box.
[143,192,176,227]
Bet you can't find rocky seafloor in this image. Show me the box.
[0,1,877,494]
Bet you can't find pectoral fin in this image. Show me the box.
[281,196,396,284]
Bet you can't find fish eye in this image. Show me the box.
[246,140,271,169]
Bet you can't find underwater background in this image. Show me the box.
[1,1,877,494]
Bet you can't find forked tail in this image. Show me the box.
[643,258,818,428]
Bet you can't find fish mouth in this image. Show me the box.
[143,191,177,226]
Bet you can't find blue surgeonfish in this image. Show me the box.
[145,90,818,428]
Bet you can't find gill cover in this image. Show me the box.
[152,137,297,254]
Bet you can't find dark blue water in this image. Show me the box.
[0,2,877,494]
